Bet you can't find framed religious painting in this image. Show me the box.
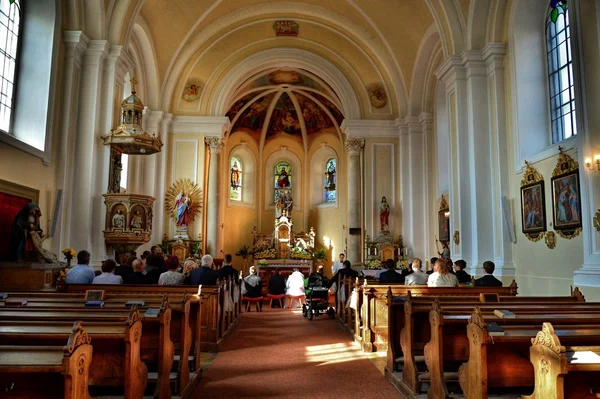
[551,171,582,232]
[520,180,546,235]
[551,148,582,239]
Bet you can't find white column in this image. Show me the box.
[437,56,470,265]
[345,138,365,264]
[205,136,224,255]
[484,43,515,275]
[155,113,173,242]
[69,40,109,253]
[53,31,87,254]
[91,45,121,263]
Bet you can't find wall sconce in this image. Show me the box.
[585,155,600,171]
[444,211,450,219]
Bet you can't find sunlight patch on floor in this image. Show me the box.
[305,342,365,365]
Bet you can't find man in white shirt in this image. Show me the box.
[93,259,123,285]
[332,253,345,275]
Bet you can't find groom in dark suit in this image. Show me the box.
[474,261,502,287]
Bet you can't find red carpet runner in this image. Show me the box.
[194,308,401,398]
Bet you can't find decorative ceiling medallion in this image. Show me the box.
[545,231,556,249]
[268,70,303,84]
[182,80,202,102]
[367,83,387,108]
[273,21,299,37]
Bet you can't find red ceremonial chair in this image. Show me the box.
[267,293,285,308]
[286,294,305,309]
[243,296,263,312]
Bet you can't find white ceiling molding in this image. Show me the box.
[171,116,231,135]
[341,119,399,138]
[211,48,361,120]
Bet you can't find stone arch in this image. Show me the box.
[131,20,160,110]
[467,0,494,50]
[409,24,442,116]
[211,48,361,122]
[82,0,105,40]
[424,0,466,55]
[157,2,407,115]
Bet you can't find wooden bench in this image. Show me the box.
[385,289,592,398]
[2,293,191,395]
[524,322,600,399]
[359,281,519,353]
[0,321,93,399]
[0,299,174,399]
[0,308,147,399]
[458,307,600,399]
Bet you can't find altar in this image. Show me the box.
[253,259,313,295]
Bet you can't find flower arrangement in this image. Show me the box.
[61,248,76,259]
[235,245,251,259]
[290,247,312,260]
[252,242,276,259]
[367,259,382,270]
[396,260,409,270]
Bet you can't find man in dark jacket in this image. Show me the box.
[474,261,503,287]
[379,260,404,284]
[328,260,358,287]
[189,254,219,286]
[453,259,471,284]
[268,268,286,296]
[123,259,149,284]
[218,254,239,281]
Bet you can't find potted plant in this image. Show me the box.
[191,241,202,256]
[236,245,252,274]
[313,247,327,266]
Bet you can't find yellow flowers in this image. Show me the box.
[61,248,76,257]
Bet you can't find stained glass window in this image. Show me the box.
[274,161,291,203]
[230,157,242,201]
[324,158,336,202]
[0,0,20,133]
[546,0,577,143]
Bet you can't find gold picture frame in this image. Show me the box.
[520,162,546,242]
[85,290,106,301]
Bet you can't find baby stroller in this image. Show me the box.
[302,273,335,321]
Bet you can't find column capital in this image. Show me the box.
[461,50,487,79]
[205,136,224,154]
[171,116,231,135]
[160,113,174,131]
[483,43,506,74]
[105,45,122,70]
[83,40,110,66]
[435,55,465,89]
[144,109,164,134]
[63,31,88,65]
[344,138,365,156]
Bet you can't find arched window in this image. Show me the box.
[274,161,291,203]
[546,0,576,143]
[0,0,21,133]
[324,158,336,202]
[230,156,242,201]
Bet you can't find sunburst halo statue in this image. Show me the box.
[165,179,203,227]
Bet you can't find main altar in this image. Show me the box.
[251,208,316,291]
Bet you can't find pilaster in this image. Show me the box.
[206,135,224,255]
[344,137,365,264]
[156,113,173,242]
[69,40,109,255]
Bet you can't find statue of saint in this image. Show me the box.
[130,210,143,229]
[8,203,43,262]
[111,155,123,193]
[175,191,190,227]
[379,196,390,231]
[285,192,293,214]
[112,209,125,229]
[29,230,60,264]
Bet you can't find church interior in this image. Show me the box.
[1,0,600,397]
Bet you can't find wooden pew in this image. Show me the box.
[0,321,93,399]
[524,322,600,399]
[458,307,600,399]
[0,308,147,399]
[2,293,192,394]
[386,290,593,398]
[363,281,518,353]
[0,299,174,399]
